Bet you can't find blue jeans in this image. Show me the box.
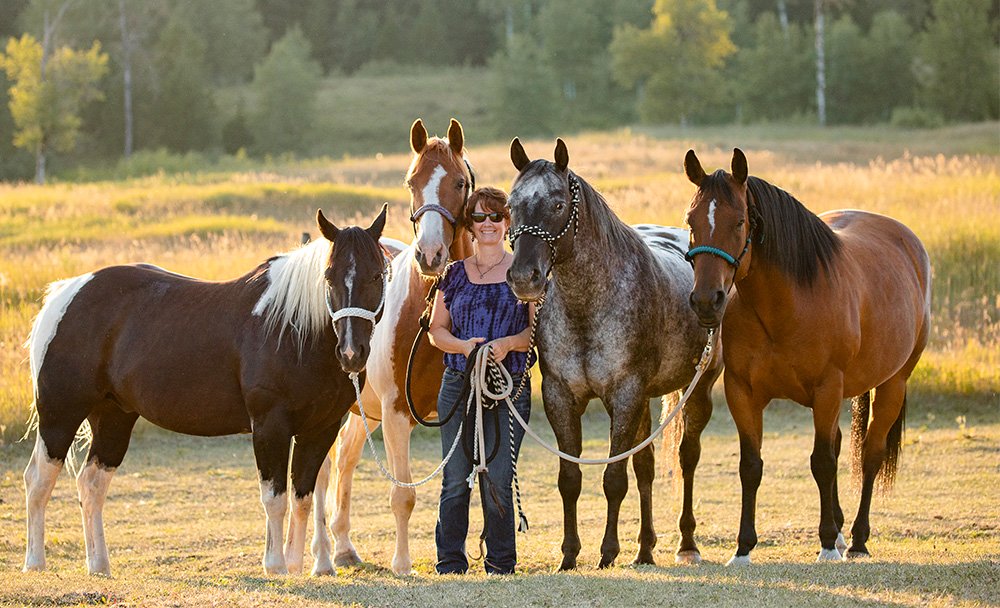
[435,366,531,575]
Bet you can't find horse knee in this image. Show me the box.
[602,466,629,502]
[390,486,415,515]
[558,465,582,500]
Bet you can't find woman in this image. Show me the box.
[428,186,534,575]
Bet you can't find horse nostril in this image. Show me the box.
[689,292,698,310]
[713,290,726,310]
[530,268,540,284]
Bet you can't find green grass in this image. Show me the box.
[0,401,996,607]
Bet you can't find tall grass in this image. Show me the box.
[1,124,997,442]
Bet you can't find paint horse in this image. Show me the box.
[319,118,475,575]
[684,149,931,563]
[505,138,722,569]
[23,206,390,577]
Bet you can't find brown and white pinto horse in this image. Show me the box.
[23,206,389,577]
[684,149,931,564]
[319,119,475,575]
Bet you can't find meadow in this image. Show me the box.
[0,123,997,606]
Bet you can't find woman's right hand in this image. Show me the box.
[463,337,485,357]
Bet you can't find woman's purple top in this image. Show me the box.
[439,260,530,374]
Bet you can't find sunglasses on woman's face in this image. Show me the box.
[470,211,504,223]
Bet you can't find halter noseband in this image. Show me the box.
[508,173,581,264]
[408,158,476,232]
[685,189,758,269]
[326,253,393,328]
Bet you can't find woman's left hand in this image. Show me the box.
[485,338,512,364]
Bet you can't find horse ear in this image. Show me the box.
[410,119,427,154]
[317,209,339,242]
[684,150,706,186]
[732,148,748,185]
[510,138,530,172]
[366,203,388,241]
[554,138,569,172]
[448,118,464,155]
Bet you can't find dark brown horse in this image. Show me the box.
[23,206,389,577]
[684,149,931,564]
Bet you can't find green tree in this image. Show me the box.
[861,10,916,122]
[488,33,561,138]
[178,0,267,85]
[736,12,814,122]
[249,27,322,156]
[918,0,999,121]
[0,34,108,183]
[610,0,735,124]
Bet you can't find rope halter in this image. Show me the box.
[508,173,581,264]
[326,253,393,328]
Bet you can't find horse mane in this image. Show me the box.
[251,238,330,355]
[575,174,648,259]
[701,170,841,286]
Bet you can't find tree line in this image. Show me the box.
[1,0,997,182]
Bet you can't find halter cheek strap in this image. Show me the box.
[508,173,582,264]
[408,158,477,232]
[326,255,393,327]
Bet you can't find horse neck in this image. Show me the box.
[733,256,800,330]
[449,229,474,262]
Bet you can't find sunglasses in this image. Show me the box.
[470,211,505,223]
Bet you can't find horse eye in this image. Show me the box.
[736,219,746,228]
[556,202,564,211]
[456,178,466,190]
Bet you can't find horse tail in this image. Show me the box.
[659,390,683,495]
[879,390,906,494]
[849,390,871,491]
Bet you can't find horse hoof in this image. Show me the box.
[333,549,363,568]
[558,557,577,571]
[22,561,46,573]
[632,553,656,566]
[391,564,414,576]
[726,554,752,567]
[264,562,289,575]
[846,549,871,560]
[286,562,304,575]
[835,533,848,553]
[312,564,337,576]
[817,548,844,562]
[675,550,702,565]
[598,556,616,569]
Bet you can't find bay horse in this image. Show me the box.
[23,205,390,577]
[505,138,722,569]
[684,148,931,564]
[319,118,475,575]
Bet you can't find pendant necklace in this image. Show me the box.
[474,252,506,279]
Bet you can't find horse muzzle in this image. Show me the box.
[689,288,726,328]
[337,343,370,374]
[506,263,547,302]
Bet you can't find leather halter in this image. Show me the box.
[408,158,476,233]
[507,173,581,264]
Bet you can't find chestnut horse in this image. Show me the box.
[505,139,721,569]
[319,119,475,575]
[23,206,390,577]
[684,149,931,564]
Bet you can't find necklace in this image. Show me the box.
[473,251,506,279]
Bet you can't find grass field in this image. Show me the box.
[0,123,997,606]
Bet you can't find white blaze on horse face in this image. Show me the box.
[415,165,448,250]
[707,199,717,237]
[341,252,356,359]
[28,273,95,397]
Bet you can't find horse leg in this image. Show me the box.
[76,404,139,576]
[849,375,907,559]
[251,409,293,575]
[543,376,586,571]
[599,380,648,569]
[330,412,370,567]
[24,400,91,572]
[832,427,848,554]
[631,402,657,566]
[288,423,341,576]
[726,374,766,566]
[810,379,846,561]
[676,375,715,564]
[310,456,333,572]
[382,406,417,575]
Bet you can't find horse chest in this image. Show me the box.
[538,306,638,395]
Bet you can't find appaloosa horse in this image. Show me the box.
[684,149,930,564]
[23,206,390,577]
[505,138,721,569]
[318,118,475,575]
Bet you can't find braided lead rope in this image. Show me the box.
[489,328,718,466]
[348,372,465,488]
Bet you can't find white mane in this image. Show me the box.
[252,238,331,354]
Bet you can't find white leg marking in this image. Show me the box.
[77,459,115,576]
[28,273,95,396]
[23,434,62,572]
[331,413,369,567]
[383,406,416,576]
[310,456,335,576]
[836,532,848,553]
[259,480,288,575]
[284,492,312,575]
[817,547,844,562]
[707,199,717,237]
[726,553,752,567]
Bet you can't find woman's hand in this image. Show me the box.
[485,338,512,363]
[463,337,485,357]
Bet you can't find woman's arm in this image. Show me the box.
[428,289,484,357]
[486,302,536,363]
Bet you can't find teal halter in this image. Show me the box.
[686,237,750,268]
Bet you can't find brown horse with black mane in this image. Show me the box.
[23,206,390,577]
[684,149,931,564]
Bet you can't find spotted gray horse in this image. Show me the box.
[505,138,722,569]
